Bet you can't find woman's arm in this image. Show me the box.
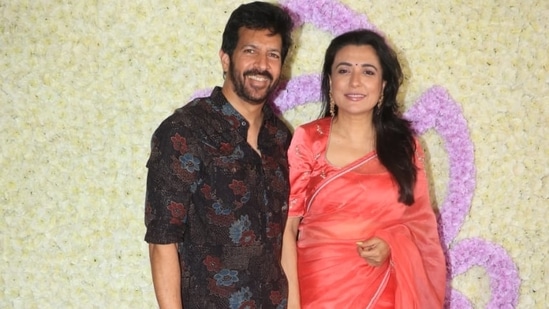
[282,217,302,309]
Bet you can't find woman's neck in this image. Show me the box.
[331,114,376,145]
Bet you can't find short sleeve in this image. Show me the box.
[287,125,315,217]
[413,138,426,170]
[144,120,199,244]
[413,138,430,202]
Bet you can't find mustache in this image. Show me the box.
[243,69,273,81]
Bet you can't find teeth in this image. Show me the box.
[248,75,268,81]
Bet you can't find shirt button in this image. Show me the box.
[241,121,246,126]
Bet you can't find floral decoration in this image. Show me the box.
[2,0,545,308]
[406,87,521,308]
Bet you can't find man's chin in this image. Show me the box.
[242,96,268,105]
[241,89,272,105]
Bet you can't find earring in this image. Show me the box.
[376,95,383,115]
[329,93,335,117]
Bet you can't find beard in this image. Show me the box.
[229,61,279,105]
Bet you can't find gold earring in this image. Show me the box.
[376,96,383,115]
[329,93,335,117]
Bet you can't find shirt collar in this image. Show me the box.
[209,86,276,127]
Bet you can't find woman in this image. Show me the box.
[282,29,446,308]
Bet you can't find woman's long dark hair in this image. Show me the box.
[320,29,417,205]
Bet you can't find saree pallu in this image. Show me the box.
[288,118,446,309]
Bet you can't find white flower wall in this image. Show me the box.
[0,0,547,308]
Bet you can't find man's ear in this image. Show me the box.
[219,50,230,73]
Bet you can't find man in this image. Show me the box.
[144,2,294,308]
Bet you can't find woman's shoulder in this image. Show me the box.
[295,117,331,135]
[290,118,331,150]
[412,136,427,167]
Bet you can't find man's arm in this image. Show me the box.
[149,243,183,309]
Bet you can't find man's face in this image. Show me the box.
[222,28,283,105]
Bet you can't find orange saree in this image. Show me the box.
[288,118,446,309]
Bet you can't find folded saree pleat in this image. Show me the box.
[297,153,393,308]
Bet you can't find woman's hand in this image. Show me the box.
[356,237,390,267]
[282,217,302,309]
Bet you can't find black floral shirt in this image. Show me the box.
[145,87,291,308]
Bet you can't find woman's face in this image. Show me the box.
[330,44,386,117]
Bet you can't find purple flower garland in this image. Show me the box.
[192,0,520,307]
[405,87,520,308]
[405,86,476,247]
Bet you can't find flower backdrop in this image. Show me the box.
[1,0,547,308]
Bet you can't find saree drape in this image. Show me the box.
[288,118,446,309]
